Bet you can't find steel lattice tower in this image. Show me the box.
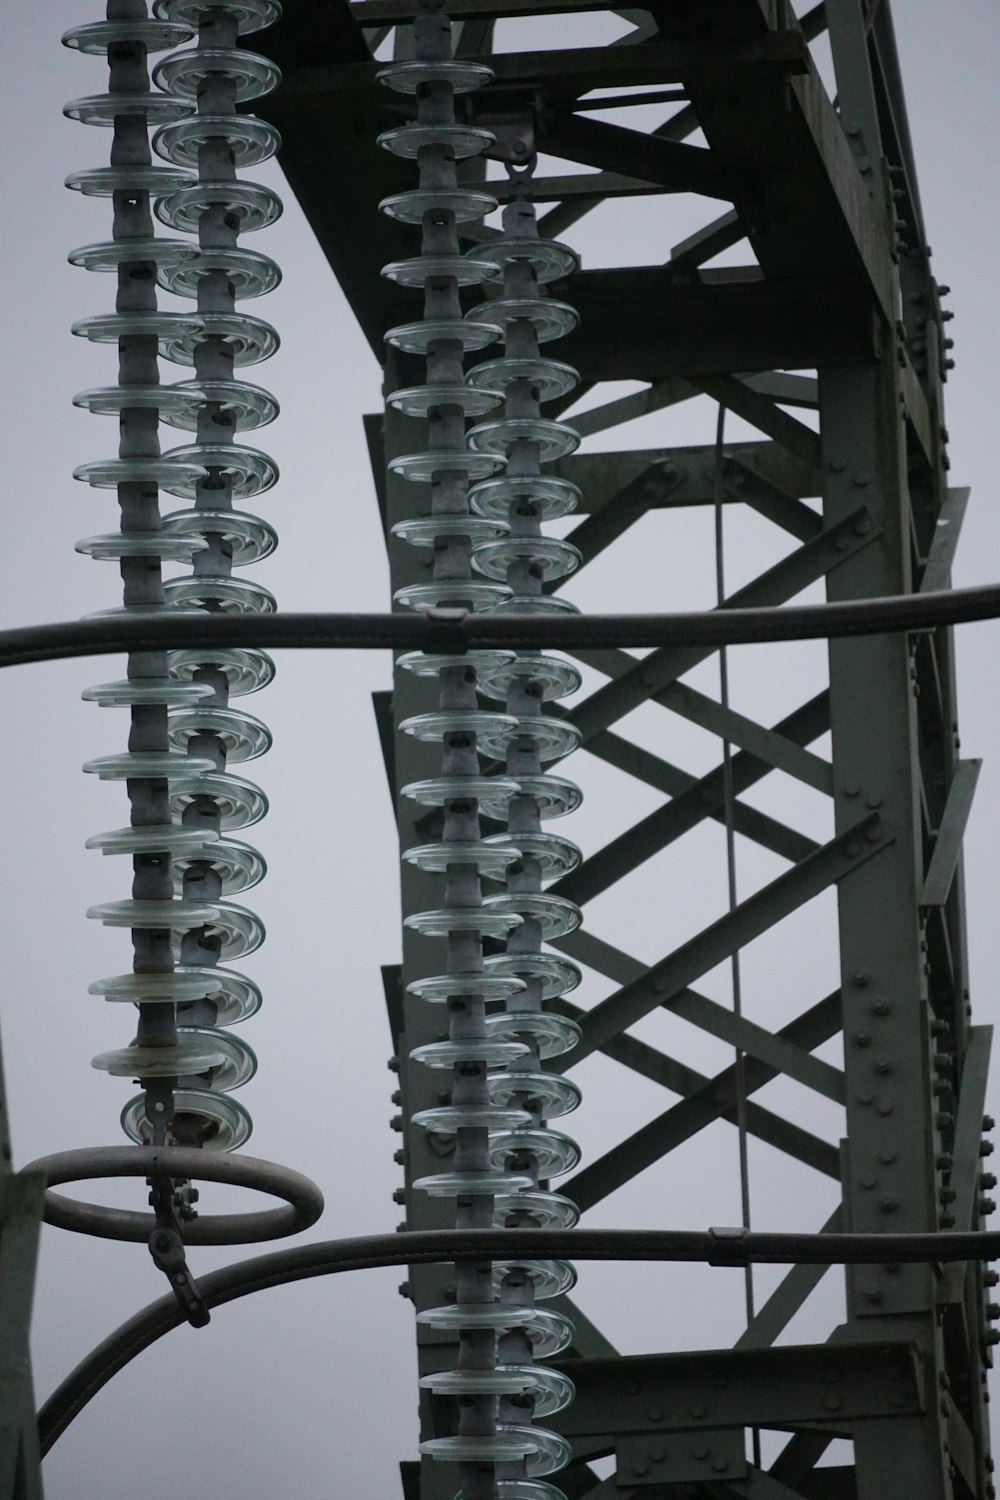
[0,3,995,1499]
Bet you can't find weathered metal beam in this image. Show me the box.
[740,372,821,409]
[950,1027,994,1239]
[723,459,823,543]
[0,1175,46,1500]
[559,269,879,383]
[670,208,744,269]
[561,995,842,1207]
[571,380,697,440]
[617,1427,747,1486]
[565,510,876,747]
[278,32,808,97]
[651,0,894,322]
[626,678,833,795]
[920,487,970,594]
[560,814,889,1068]
[571,721,820,868]
[553,937,843,1105]
[551,1341,923,1435]
[552,976,841,1181]
[919,759,981,907]
[669,988,845,1104]
[541,113,755,203]
[494,170,662,203]
[555,463,682,581]
[551,442,820,516]
[552,701,825,907]
[697,374,823,469]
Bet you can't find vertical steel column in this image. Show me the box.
[821,348,973,1492]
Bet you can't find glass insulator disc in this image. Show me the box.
[121,1087,252,1151]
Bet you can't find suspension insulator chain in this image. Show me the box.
[382,7,583,1495]
[63,0,313,1239]
[467,144,586,1500]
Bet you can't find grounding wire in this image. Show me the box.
[3,581,1000,667]
[38,1222,1000,1457]
[713,407,760,1467]
[712,404,756,1340]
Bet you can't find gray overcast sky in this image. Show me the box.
[1,2,999,1496]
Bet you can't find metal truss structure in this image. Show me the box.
[1,2,996,1499]
[246,1,992,1495]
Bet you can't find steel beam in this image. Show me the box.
[551,1340,924,1435]
[556,817,888,1062]
[552,986,843,1180]
[563,510,877,747]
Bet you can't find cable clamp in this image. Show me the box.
[422,607,470,657]
[707,1225,751,1266]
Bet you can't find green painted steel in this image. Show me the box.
[248,0,992,1495]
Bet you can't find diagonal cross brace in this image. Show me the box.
[566,506,878,745]
[562,993,843,1210]
[552,461,684,586]
[570,662,832,796]
[551,988,842,1182]
[558,812,892,1068]
[553,693,830,908]
[579,722,820,867]
[552,929,844,1104]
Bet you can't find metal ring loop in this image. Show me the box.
[24,1146,324,1245]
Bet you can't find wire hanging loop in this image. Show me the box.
[147,1167,211,1329]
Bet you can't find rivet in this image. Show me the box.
[877,1099,895,1117]
[647,1407,663,1423]
[852,474,870,487]
[871,998,891,1016]
[632,1460,648,1477]
[712,1456,729,1473]
[852,970,869,987]
[651,1447,666,1463]
[857,1090,875,1105]
[694,1445,709,1461]
[626,1380,640,1396]
[874,1057,893,1075]
[844,783,861,798]
[689,1403,707,1419]
[880,1195,900,1213]
[855,1029,873,1047]
[823,1393,843,1411]
[879,1149,898,1165]
[860,1172,877,1189]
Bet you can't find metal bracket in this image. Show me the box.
[147,1173,210,1329]
[617,1427,747,1486]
